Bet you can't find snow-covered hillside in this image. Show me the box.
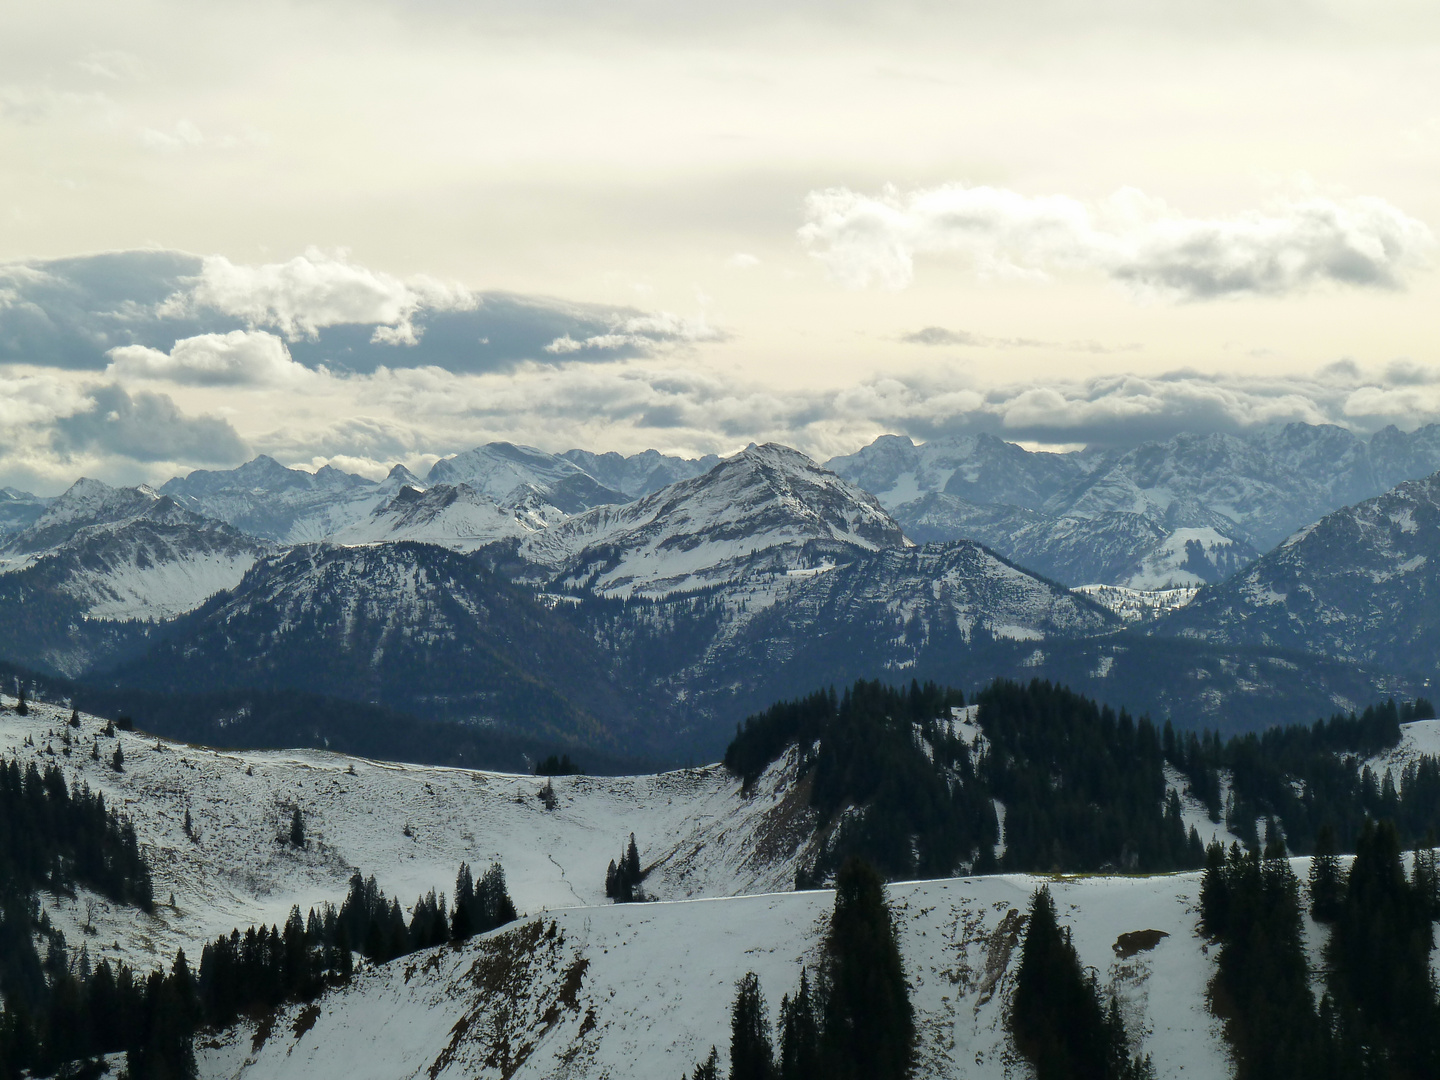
[160,457,413,544]
[836,424,1440,588]
[522,443,908,598]
[332,483,541,551]
[1076,584,1200,623]
[427,442,626,516]
[196,872,1236,1080]
[0,694,819,974]
[0,482,271,621]
[0,690,1378,1080]
[1159,470,1440,678]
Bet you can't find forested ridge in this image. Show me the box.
[726,678,1440,881]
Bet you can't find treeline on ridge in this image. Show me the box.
[0,856,518,1080]
[725,678,1440,881]
[1202,820,1440,1079]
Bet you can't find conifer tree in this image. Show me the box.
[689,1046,720,1080]
[819,857,913,1080]
[730,972,775,1080]
[452,863,475,940]
[111,743,124,772]
[778,969,820,1080]
[1307,824,1343,921]
[289,807,306,848]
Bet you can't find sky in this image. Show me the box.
[2,0,1440,493]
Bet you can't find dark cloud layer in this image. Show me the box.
[52,384,249,464]
[0,251,706,377]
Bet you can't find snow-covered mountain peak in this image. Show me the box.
[332,481,539,551]
[521,443,908,598]
[382,463,425,490]
[428,441,627,516]
[2,478,163,556]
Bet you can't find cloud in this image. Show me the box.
[106,330,308,386]
[51,384,249,465]
[800,183,1435,299]
[542,311,727,356]
[900,326,1140,353]
[172,249,475,343]
[0,250,702,375]
[725,252,761,269]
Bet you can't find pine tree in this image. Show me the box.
[111,744,124,772]
[15,690,26,716]
[730,972,775,1080]
[452,863,475,940]
[690,1046,721,1080]
[778,969,820,1080]
[289,808,306,849]
[820,857,913,1080]
[625,833,642,884]
[1308,824,1343,922]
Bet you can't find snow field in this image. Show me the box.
[197,872,1233,1080]
[0,696,817,973]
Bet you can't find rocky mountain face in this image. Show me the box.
[427,442,626,515]
[331,481,542,551]
[2,426,1432,756]
[561,448,720,498]
[0,487,50,539]
[160,456,396,543]
[112,541,655,751]
[0,480,272,675]
[521,443,909,598]
[1157,470,1440,680]
[833,424,1440,587]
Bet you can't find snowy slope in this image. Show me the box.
[1075,584,1199,623]
[561,447,720,498]
[0,486,271,620]
[522,443,909,598]
[0,477,163,561]
[1159,470,1440,677]
[194,872,1236,1080]
[160,457,412,544]
[0,694,821,974]
[834,423,1440,585]
[0,486,50,539]
[428,443,627,515]
[331,483,540,551]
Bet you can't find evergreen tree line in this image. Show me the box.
[1202,820,1440,1080]
[0,753,161,1076]
[534,753,584,776]
[1,861,517,1080]
[684,858,915,1080]
[605,833,646,903]
[1168,698,1439,855]
[201,860,517,1025]
[0,756,152,910]
[0,942,203,1080]
[1009,888,1153,1080]
[725,678,1204,881]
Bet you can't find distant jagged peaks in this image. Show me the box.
[831,422,1440,588]
[1159,468,1440,678]
[332,481,542,551]
[521,441,909,598]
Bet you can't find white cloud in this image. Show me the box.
[106,330,309,386]
[800,183,1435,299]
[167,249,476,342]
[725,252,761,269]
[542,310,727,355]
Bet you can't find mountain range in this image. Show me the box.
[2,423,1437,762]
[828,424,1440,588]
